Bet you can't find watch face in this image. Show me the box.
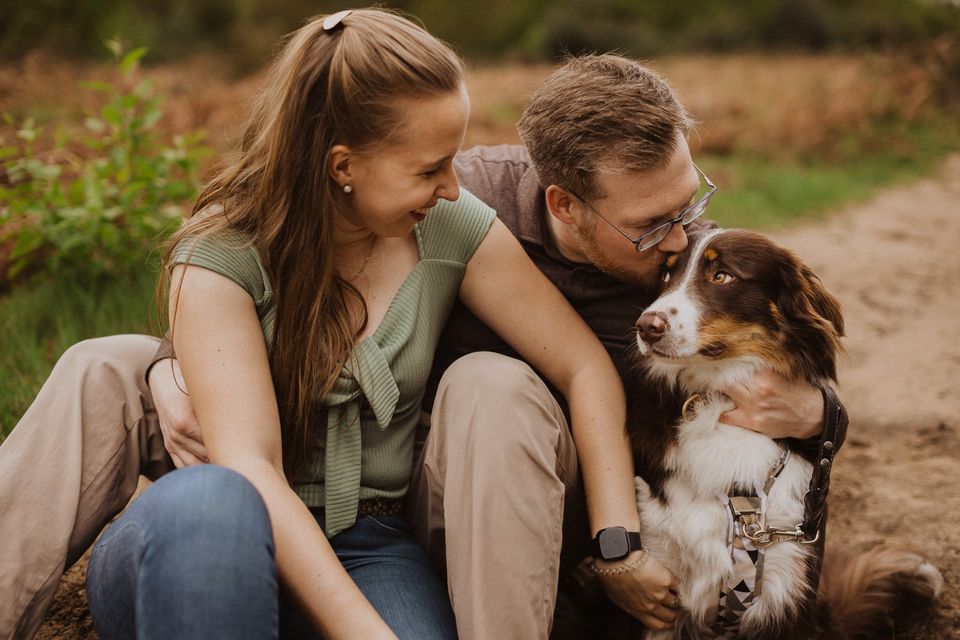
[598,527,630,560]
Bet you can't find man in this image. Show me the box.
[0,54,833,640]
[405,55,829,638]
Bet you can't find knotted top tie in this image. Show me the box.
[320,338,400,537]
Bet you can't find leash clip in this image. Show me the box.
[744,523,820,548]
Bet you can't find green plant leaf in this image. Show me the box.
[82,80,116,95]
[84,118,106,134]
[120,47,148,76]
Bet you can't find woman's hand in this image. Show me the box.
[147,358,208,467]
[595,552,681,631]
[720,369,824,439]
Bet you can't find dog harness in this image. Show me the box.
[707,449,792,638]
[667,387,846,639]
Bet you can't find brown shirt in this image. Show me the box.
[426,144,663,410]
[434,144,836,463]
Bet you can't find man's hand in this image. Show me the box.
[720,369,823,439]
[147,358,208,467]
[596,551,681,631]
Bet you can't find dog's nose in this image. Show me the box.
[637,310,669,344]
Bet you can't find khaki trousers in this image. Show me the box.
[0,342,578,640]
[0,335,175,640]
[409,352,579,640]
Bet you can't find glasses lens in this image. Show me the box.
[681,199,708,225]
[635,222,672,252]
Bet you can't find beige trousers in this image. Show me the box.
[0,341,578,640]
[0,335,174,640]
[408,352,579,640]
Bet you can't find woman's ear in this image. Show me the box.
[328,144,353,189]
[544,184,579,225]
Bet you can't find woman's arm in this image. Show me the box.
[169,264,397,640]
[457,221,679,629]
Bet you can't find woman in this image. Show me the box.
[78,8,642,640]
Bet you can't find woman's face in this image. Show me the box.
[338,85,470,237]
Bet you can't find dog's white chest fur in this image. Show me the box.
[636,397,815,638]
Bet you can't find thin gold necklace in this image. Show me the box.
[347,236,376,280]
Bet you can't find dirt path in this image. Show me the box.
[36,157,960,638]
[767,154,960,639]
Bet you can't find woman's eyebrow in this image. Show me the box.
[418,154,454,171]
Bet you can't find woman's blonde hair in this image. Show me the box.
[162,9,464,480]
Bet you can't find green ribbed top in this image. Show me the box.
[170,189,496,536]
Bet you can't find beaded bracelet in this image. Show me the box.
[589,549,649,576]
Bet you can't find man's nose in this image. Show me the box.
[658,221,689,254]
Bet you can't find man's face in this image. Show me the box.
[571,138,700,289]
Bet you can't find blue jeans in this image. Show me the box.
[86,465,457,640]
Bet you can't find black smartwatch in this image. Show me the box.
[592,526,642,561]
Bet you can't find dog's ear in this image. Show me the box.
[796,263,845,337]
[775,255,845,382]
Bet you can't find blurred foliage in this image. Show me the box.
[0,268,159,438]
[2,0,959,67]
[0,43,208,286]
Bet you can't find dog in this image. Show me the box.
[623,228,942,639]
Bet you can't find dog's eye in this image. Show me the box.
[662,270,671,284]
[712,270,734,284]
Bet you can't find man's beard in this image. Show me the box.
[575,225,664,293]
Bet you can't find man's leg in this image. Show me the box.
[408,352,579,640]
[0,334,174,639]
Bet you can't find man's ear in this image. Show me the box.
[328,144,354,189]
[544,184,580,226]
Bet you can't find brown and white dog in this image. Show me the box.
[626,228,942,639]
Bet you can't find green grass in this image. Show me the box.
[0,266,161,438]
[701,115,960,229]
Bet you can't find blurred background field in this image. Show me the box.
[2,0,960,436]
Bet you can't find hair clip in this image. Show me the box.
[323,9,353,31]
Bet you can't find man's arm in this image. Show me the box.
[720,370,825,439]
[721,372,848,540]
[719,370,847,454]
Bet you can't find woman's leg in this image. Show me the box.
[86,464,278,640]
[341,515,457,640]
[0,334,175,640]
[279,514,456,640]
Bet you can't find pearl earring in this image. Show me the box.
[343,184,353,194]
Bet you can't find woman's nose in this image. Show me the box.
[435,165,460,202]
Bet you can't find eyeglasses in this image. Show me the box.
[568,164,717,252]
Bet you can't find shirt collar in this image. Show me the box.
[516,164,569,263]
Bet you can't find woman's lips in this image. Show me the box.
[411,204,433,223]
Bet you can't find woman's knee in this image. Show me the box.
[132,465,273,554]
[89,465,278,639]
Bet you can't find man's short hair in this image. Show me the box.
[518,54,693,201]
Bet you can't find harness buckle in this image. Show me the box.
[728,495,761,518]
